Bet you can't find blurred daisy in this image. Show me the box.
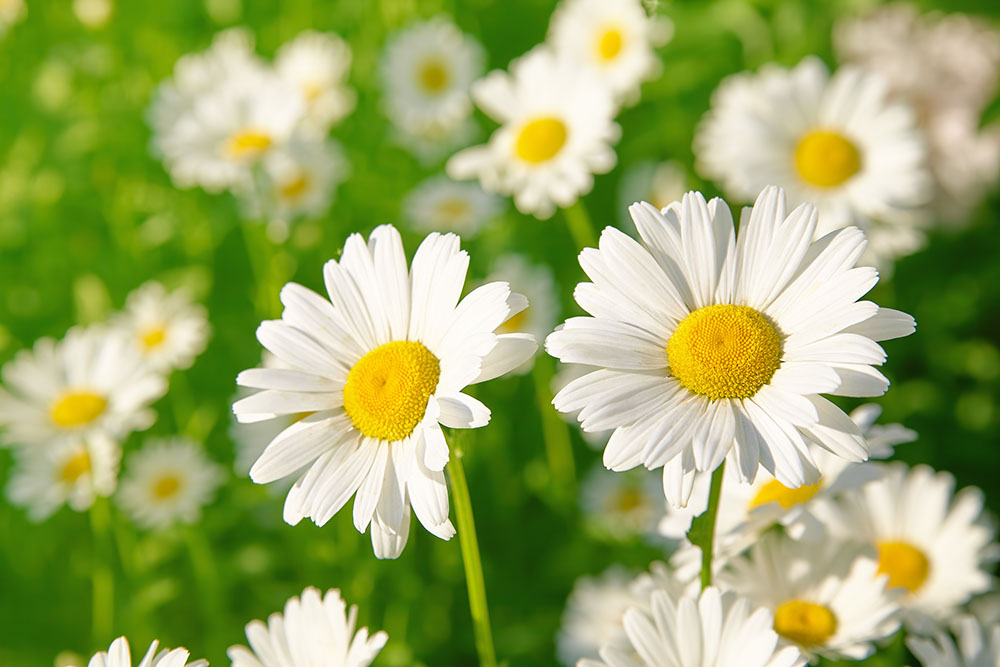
[233,225,536,558]
[117,437,224,530]
[87,636,207,667]
[403,175,502,237]
[580,585,805,667]
[448,47,620,218]
[0,0,26,39]
[836,5,1000,222]
[547,0,671,105]
[73,0,112,29]
[719,533,901,661]
[116,281,210,373]
[381,16,485,135]
[0,326,166,447]
[7,433,119,521]
[580,464,663,541]
[617,160,687,230]
[393,116,480,166]
[228,586,387,667]
[694,57,931,267]
[546,187,915,505]
[908,616,1000,667]
[275,31,355,132]
[484,254,558,373]
[814,463,997,631]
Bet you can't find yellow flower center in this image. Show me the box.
[418,60,449,93]
[343,341,441,441]
[667,305,782,400]
[748,479,822,511]
[774,600,838,647]
[436,197,470,222]
[794,130,862,188]
[57,449,92,484]
[514,117,568,164]
[497,307,529,335]
[596,26,624,62]
[226,129,273,160]
[280,173,311,200]
[613,487,645,513]
[50,391,107,428]
[140,325,167,351]
[152,474,182,500]
[302,81,323,102]
[877,541,930,593]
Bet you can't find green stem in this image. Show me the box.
[242,222,279,318]
[531,358,576,505]
[698,463,726,590]
[563,201,599,251]
[447,440,498,667]
[89,497,114,646]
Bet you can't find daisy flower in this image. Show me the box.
[7,433,119,521]
[73,0,112,29]
[617,160,687,231]
[275,31,355,132]
[580,585,805,667]
[719,532,901,661]
[116,281,210,373]
[694,57,931,268]
[813,463,997,631]
[547,0,671,105]
[380,16,485,134]
[228,586,387,667]
[580,464,663,542]
[87,636,206,667]
[484,253,558,374]
[546,187,915,505]
[0,326,167,447]
[0,0,26,39]
[908,616,1000,667]
[403,175,503,238]
[552,363,611,450]
[117,437,224,530]
[447,47,620,219]
[232,225,536,558]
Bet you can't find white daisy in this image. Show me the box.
[380,16,485,134]
[719,532,901,661]
[87,636,207,667]
[694,56,932,267]
[484,253,558,374]
[116,281,210,373]
[73,0,112,29]
[580,464,664,542]
[232,225,537,558]
[547,0,671,106]
[908,616,1000,667]
[835,5,1000,223]
[0,0,26,39]
[228,587,387,667]
[275,30,355,132]
[0,326,167,447]
[447,47,620,219]
[617,160,687,230]
[7,433,119,521]
[546,187,915,505]
[117,437,224,530]
[403,175,503,238]
[813,462,997,631]
[580,585,805,667]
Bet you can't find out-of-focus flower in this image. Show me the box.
[448,47,620,219]
[0,326,167,447]
[403,174,503,237]
[547,187,915,506]
[233,226,536,558]
[275,31,355,133]
[0,0,26,39]
[484,254,558,374]
[694,57,932,268]
[617,160,687,230]
[580,464,663,541]
[73,0,112,28]
[115,281,210,373]
[117,437,224,530]
[547,0,671,106]
[908,616,1000,667]
[87,636,207,667]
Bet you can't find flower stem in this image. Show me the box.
[563,201,599,251]
[89,496,114,646]
[531,358,576,505]
[447,440,498,667]
[687,462,725,590]
[242,222,280,318]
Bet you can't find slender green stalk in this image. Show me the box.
[241,222,279,318]
[698,463,726,590]
[531,358,576,504]
[563,201,599,251]
[447,441,498,667]
[89,497,114,646]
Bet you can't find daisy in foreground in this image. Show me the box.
[233,224,536,558]
[546,187,915,504]
[87,636,206,667]
[228,586,387,667]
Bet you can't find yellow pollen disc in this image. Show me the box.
[152,474,182,500]
[794,130,862,188]
[226,129,273,159]
[748,478,822,511]
[877,541,930,593]
[596,26,624,61]
[280,173,310,200]
[514,117,568,164]
[497,307,529,335]
[613,488,645,513]
[58,450,92,484]
[774,600,838,647]
[436,197,469,222]
[418,60,449,93]
[666,304,782,400]
[343,341,441,441]
[302,81,323,102]
[50,391,107,428]
[140,325,167,350]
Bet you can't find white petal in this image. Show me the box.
[475,333,537,382]
[436,392,491,429]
